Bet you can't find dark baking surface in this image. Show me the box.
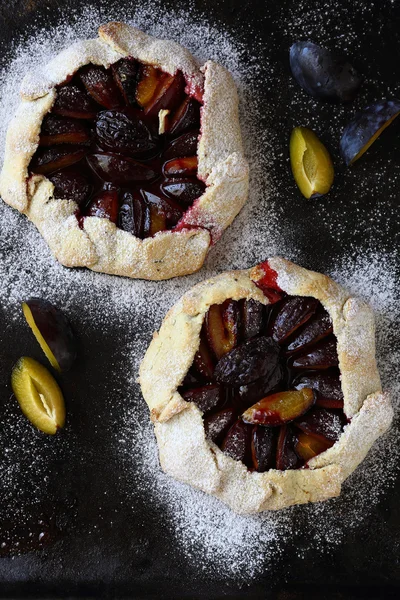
[0,0,399,598]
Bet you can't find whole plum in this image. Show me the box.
[290,41,362,103]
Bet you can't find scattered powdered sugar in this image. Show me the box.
[0,0,398,584]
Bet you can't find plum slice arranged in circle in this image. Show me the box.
[29,59,205,239]
[179,290,346,472]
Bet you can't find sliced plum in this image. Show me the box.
[163,130,199,159]
[204,407,236,444]
[182,384,222,414]
[221,419,252,464]
[30,145,88,175]
[147,205,167,236]
[269,295,319,343]
[295,430,333,462]
[294,407,345,443]
[118,191,149,238]
[52,84,98,119]
[80,65,122,109]
[86,189,119,223]
[136,65,162,108]
[40,114,90,146]
[160,178,205,205]
[206,301,240,360]
[214,336,280,387]
[290,126,334,199]
[242,388,315,426]
[141,190,183,226]
[111,58,139,105]
[169,97,201,136]
[292,337,339,370]
[48,169,91,205]
[87,153,157,184]
[293,372,344,409]
[22,298,77,372]
[193,332,215,380]
[276,425,301,470]
[162,156,198,178]
[144,72,185,118]
[241,298,264,340]
[340,99,400,165]
[290,41,362,103]
[11,357,66,435]
[285,307,332,353]
[251,426,277,472]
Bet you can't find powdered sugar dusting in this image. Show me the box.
[0,0,399,585]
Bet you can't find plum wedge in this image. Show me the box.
[11,357,66,434]
[242,388,315,426]
[22,298,77,372]
[180,293,346,474]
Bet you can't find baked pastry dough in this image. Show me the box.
[139,258,393,513]
[0,22,248,280]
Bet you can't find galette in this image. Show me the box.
[139,258,393,513]
[0,22,248,280]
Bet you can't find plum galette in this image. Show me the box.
[0,22,248,280]
[139,258,393,513]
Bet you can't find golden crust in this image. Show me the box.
[139,259,393,513]
[0,23,248,280]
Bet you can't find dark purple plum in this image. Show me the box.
[214,336,280,387]
[290,41,362,103]
[141,190,183,225]
[251,426,277,472]
[87,153,157,184]
[86,189,119,223]
[276,425,301,470]
[182,385,222,414]
[293,372,344,409]
[48,169,91,205]
[221,419,252,464]
[236,364,283,408]
[340,99,400,165]
[204,407,236,444]
[163,130,199,159]
[169,97,201,136]
[294,407,345,443]
[22,298,77,372]
[118,191,149,238]
[241,298,264,340]
[95,110,156,156]
[160,178,206,205]
[111,58,139,105]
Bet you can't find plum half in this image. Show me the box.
[22,298,77,372]
[290,126,334,199]
[290,41,362,103]
[340,99,400,165]
[11,357,66,435]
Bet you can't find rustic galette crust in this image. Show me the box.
[0,22,248,280]
[139,258,393,513]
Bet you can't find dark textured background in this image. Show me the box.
[0,0,399,598]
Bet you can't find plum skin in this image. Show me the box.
[290,41,362,103]
[22,298,77,372]
[340,99,400,165]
